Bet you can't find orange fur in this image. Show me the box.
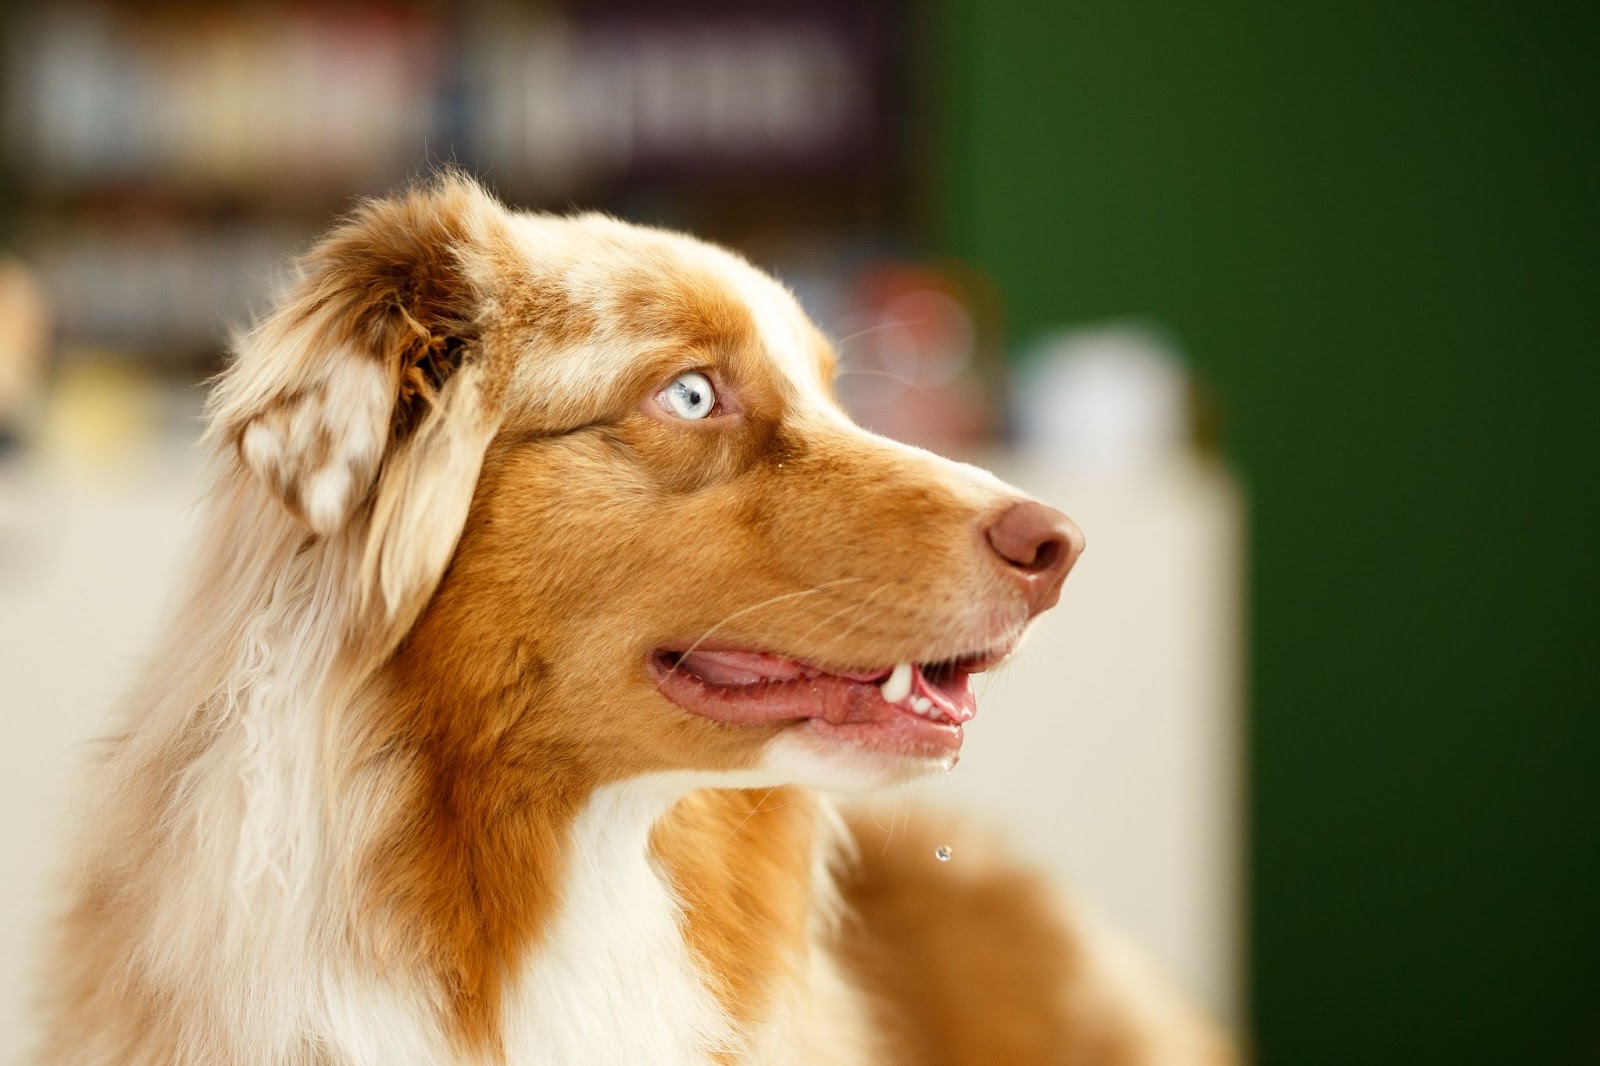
[654,789,819,1030]
[839,814,1235,1065]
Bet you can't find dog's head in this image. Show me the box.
[212,175,1081,791]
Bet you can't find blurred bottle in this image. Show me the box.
[1014,324,1192,479]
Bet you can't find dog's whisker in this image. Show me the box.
[721,786,779,843]
[882,796,906,856]
[718,788,804,845]
[788,584,892,650]
[828,319,910,348]
[794,585,897,666]
[832,366,930,394]
[809,605,895,673]
[809,589,905,662]
[664,579,864,682]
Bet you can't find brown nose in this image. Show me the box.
[983,500,1084,615]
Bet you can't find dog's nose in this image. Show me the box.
[983,500,1084,615]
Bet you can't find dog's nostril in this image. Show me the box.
[1028,537,1062,574]
[983,501,1084,613]
[986,501,1077,571]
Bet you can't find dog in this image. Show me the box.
[37,174,1231,1064]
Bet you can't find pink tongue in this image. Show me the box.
[674,650,891,686]
[671,650,977,725]
[674,650,809,686]
[911,666,978,724]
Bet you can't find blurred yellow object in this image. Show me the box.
[38,354,165,477]
[0,258,50,429]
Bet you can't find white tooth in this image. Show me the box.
[879,662,913,704]
[909,695,932,714]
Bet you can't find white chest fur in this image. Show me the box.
[498,782,739,1066]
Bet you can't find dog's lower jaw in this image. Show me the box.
[762,728,959,791]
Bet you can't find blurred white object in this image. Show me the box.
[898,451,1244,1024]
[1015,324,1191,477]
[0,444,1243,1056]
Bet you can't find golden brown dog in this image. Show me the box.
[38,175,1230,1064]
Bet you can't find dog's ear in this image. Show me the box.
[211,174,504,538]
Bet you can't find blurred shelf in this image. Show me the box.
[3,0,912,366]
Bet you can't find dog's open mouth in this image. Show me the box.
[650,644,1011,757]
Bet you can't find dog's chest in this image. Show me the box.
[498,785,739,1065]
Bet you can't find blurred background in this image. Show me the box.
[0,1,1595,1062]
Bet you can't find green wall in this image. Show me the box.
[933,2,1599,1061]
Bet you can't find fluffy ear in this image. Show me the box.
[210,174,504,537]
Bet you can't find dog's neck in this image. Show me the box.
[346,730,831,1063]
[499,779,743,1063]
[495,778,825,1064]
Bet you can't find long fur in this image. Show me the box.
[37,175,1230,1065]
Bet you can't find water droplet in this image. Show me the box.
[934,845,953,862]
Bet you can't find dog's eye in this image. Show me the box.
[662,372,717,420]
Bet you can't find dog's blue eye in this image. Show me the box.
[664,372,716,420]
